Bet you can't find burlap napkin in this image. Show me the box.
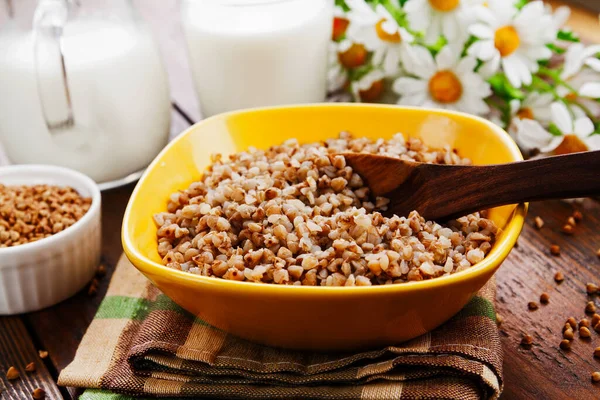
[59,255,503,400]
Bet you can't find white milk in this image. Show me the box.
[0,20,171,183]
[181,0,333,117]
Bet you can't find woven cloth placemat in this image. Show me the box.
[58,255,503,400]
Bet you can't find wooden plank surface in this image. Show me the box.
[0,1,598,399]
[497,199,600,399]
[560,0,600,14]
[0,317,63,400]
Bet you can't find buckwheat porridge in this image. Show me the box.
[154,133,499,286]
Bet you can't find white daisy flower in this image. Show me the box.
[351,69,386,102]
[508,92,555,149]
[508,91,554,125]
[468,0,556,88]
[345,0,414,76]
[332,6,350,42]
[560,43,600,100]
[514,102,598,154]
[550,102,600,154]
[559,69,600,105]
[393,45,491,115]
[404,0,483,45]
[547,4,571,31]
[512,118,563,153]
[561,43,600,80]
[328,43,348,93]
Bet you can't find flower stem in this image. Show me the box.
[537,66,578,93]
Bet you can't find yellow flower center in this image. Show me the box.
[359,79,385,102]
[494,25,520,57]
[338,43,368,68]
[428,0,460,11]
[428,71,463,103]
[565,92,578,101]
[516,107,534,120]
[332,17,349,41]
[375,19,401,43]
[554,134,589,155]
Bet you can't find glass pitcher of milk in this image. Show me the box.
[181,0,333,117]
[0,0,171,189]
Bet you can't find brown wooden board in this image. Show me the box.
[0,1,599,399]
[497,199,600,399]
[0,317,63,399]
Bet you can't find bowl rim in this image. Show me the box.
[0,164,101,262]
[122,103,527,295]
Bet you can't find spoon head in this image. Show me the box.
[342,153,420,197]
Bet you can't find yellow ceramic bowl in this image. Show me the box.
[122,104,526,351]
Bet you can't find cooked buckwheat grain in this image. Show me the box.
[0,184,91,248]
[154,133,499,286]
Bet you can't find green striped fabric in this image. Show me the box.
[59,256,503,400]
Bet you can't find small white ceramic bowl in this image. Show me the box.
[0,165,102,315]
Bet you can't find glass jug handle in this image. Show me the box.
[33,0,75,131]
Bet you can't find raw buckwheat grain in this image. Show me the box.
[586,301,597,314]
[580,318,591,328]
[554,271,565,282]
[563,328,574,340]
[155,133,499,286]
[580,326,592,338]
[534,216,544,230]
[521,334,533,347]
[6,366,19,380]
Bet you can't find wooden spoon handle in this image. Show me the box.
[420,150,600,220]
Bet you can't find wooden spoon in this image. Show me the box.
[343,150,600,220]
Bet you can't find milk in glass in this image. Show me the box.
[181,0,333,117]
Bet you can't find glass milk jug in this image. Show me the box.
[0,0,171,189]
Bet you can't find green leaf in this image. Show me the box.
[462,36,478,57]
[488,74,525,100]
[557,30,580,43]
[335,0,350,11]
[380,0,406,26]
[348,63,375,82]
[548,123,563,137]
[427,35,448,53]
[546,43,566,54]
[514,0,528,10]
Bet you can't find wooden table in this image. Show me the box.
[1,1,599,399]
